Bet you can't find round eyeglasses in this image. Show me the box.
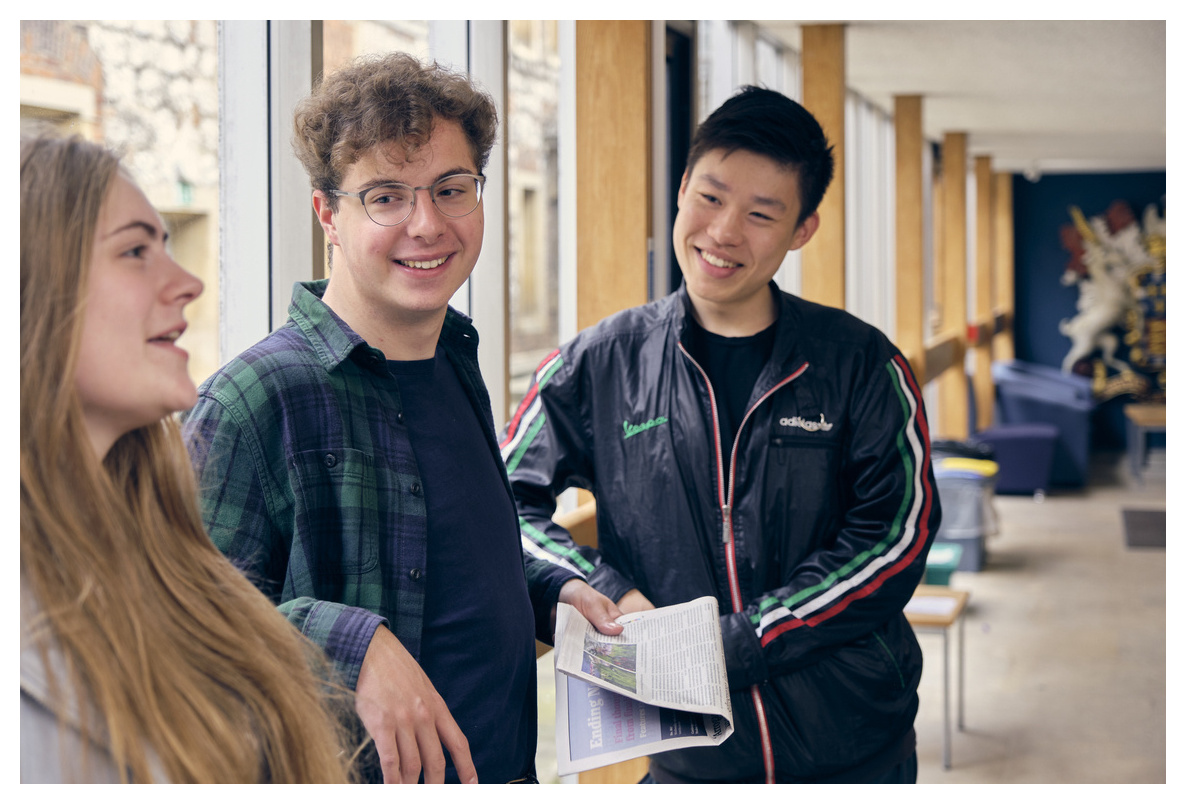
[331,173,486,227]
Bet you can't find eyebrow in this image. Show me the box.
[105,220,167,242]
[357,166,478,192]
[698,173,788,213]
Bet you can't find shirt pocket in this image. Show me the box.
[290,448,380,576]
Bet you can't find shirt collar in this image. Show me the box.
[288,279,480,372]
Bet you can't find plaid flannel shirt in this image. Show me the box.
[182,280,578,689]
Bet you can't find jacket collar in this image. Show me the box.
[673,280,805,368]
[671,280,811,401]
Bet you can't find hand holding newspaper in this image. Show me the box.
[553,595,734,776]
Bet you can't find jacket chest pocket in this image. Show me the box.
[763,436,843,566]
[290,448,380,576]
[768,434,842,471]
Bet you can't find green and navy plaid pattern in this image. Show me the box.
[182,280,537,689]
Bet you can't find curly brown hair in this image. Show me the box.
[293,52,498,210]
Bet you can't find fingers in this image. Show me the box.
[370,727,403,784]
[410,720,446,784]
[439,718,477,783]
[559,578,625,635]
[617,588,656,614]
[355,625,476,783]
[374,703,467,783]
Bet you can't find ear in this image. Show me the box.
[789,211,820,251]
[312,191,342,247]
[675,170,691,208]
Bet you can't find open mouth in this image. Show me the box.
[149,328,184,344]
[396,256,448,270]
[699,249,741,269]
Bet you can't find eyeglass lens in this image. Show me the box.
[363,175,482,225]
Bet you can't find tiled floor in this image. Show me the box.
[915,450,1166,783]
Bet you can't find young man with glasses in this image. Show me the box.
[504,87,940,783]
[183,53,623,784]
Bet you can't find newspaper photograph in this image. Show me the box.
[553,596,734,775]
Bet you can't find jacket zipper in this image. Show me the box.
[679,341,808,783]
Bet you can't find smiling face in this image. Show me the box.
[672,148,819,335]
[74,174,204,458]
[313,118,483,356]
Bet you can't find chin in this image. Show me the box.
[166,386,200,416]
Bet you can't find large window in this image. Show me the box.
[506,21,562,407]
[21,20,222,385]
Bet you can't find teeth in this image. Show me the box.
[700,250,740,269]
[398,257,447,270]
[154,330,182,342]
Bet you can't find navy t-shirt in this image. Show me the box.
[684,316,777,453]
[388,347,536,783]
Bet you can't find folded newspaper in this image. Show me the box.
[553,595,734,776]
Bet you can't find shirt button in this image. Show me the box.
[396,412,405,424]
[410,482,422,495]
[409,568,423,580]
[323,453,337,468]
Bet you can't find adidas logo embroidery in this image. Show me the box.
[779,413,833,432]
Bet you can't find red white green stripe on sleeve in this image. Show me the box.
[501,349,563,473]
[753,354,935,647]
[519,516,596,576]
[501,350,596,575]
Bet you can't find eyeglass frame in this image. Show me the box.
[329,173,487,227]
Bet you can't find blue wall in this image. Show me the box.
[1011,171,1166,448]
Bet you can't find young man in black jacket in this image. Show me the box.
[502,87,940,783]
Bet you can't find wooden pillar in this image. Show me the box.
[894,95,925,379]
[575,20,651,330]
[993,172,1016,362]
[572,21,652,785]
[932,161,945,338]
[799,24,845,309]
[972,155,995,431]
[938,132,969,439]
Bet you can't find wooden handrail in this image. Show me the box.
[922,330,966,386]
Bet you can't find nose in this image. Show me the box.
[403,187,447,241]
[706,207,744,247]
[164,255,204,306]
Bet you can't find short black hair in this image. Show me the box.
[686,86,835,226]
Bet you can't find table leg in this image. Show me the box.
[958,613,966,732]
[942,628,951,770]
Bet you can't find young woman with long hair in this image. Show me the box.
[20,135,356,783]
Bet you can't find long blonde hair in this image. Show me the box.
[20,136,355,783]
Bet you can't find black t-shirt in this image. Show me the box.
[388,347,536,783]
[683,316,777,454]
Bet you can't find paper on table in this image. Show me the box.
[905,595,960,617]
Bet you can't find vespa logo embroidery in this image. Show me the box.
[779,413,834,432]
[622,416,669,440]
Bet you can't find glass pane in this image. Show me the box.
[507,20,562,408]
[20,20,222,386]
[322,20,429,75]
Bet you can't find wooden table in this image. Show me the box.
[1123,403,1166,483]
[905,585,970,770]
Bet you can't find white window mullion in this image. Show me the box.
[218,20,270,365]
[558,21,578,343]
[268,21,320,333]
[465,20,509,428]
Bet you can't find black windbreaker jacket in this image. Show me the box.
[504,284,941,782]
